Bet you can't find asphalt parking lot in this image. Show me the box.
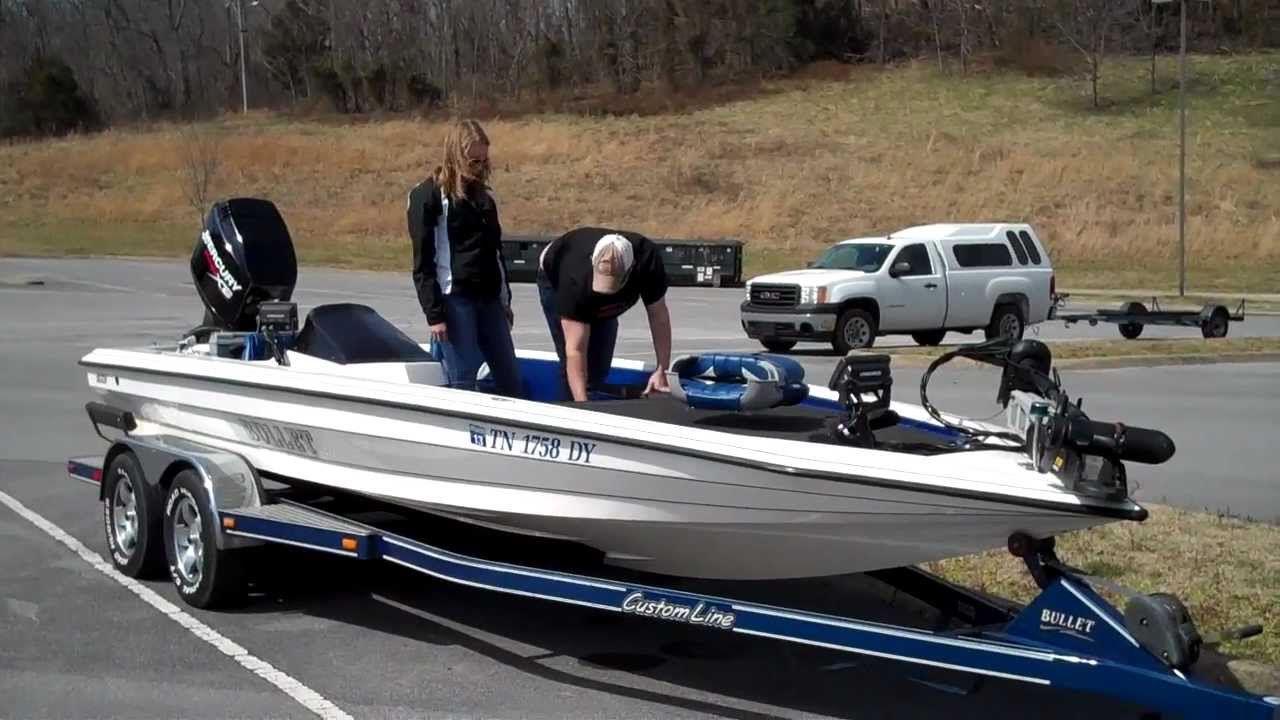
[2,256,1276,719]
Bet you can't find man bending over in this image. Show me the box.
[537,227,672,401]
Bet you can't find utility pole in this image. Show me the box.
[1155,0,1192,296]
[238,0,248,113]
[1177,0,1187,296]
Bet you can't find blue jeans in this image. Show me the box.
[538,281,618,400]
[434,294,523,398]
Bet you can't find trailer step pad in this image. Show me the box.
[222,504,375,558]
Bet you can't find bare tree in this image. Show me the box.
[1054,0,1126,107]
[178,122,222,220]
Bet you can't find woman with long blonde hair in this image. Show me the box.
[406,119,522,397]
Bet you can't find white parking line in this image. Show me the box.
[0,489,353,720]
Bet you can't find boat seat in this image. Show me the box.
[667,352,809,412]
[292,303,433,365]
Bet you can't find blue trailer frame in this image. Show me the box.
[66,445,1278,720]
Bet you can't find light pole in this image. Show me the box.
[238,0,248,113]
[229,0,261,114]
[1152,0,1194,296]
[1177,0,1187,297]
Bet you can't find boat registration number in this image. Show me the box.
[468,423,596,465]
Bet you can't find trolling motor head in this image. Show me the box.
[997,339,1056,407]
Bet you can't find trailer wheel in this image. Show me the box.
[1201,306,1229,339]
[911,330,947,347]
[760,339,796,353]
[163,470,244,609]
[1118,302,1146,340]
[102,451,166,579]
[833,309,876,353]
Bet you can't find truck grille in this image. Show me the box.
[750,284,799,307]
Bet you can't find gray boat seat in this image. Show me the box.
[666,352,809,412]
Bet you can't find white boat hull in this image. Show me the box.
[82,348,1138,580]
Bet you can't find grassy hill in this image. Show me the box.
[2,53,1276,291]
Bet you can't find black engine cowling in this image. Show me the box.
[191,198,297,332]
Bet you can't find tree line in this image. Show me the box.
[3,0,1277,138]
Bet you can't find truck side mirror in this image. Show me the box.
[889,260,911,278]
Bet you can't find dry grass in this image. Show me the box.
[924,503,1280,666]
[1,54,1276,291]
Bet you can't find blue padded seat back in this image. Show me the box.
[666,352,809,411]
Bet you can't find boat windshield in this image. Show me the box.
[811,243,893,272]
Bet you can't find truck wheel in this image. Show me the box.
[985,304,1024,342]
[911,330,947,347]
[833,309,876,353]
[1118,302,1146,339]
[101,451,166,579]
[1201,307,1229,339]
[163,470,244,609]
[760,340,797,353]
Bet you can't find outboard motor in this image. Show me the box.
[191,197,297,333]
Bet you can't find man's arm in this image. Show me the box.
[644,297,672,394]
[560,317,592,402]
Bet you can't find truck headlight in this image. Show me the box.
[800,287,828,305]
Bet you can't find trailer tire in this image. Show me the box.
[102,451,166,579]
[1200,306,1230,339]
[163,470,244,609]
[1118,302,1146,340]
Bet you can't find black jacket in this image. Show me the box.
[407,177,511,325]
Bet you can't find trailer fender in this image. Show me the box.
[98,435,267,550]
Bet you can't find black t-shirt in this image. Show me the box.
[539,227,668,323]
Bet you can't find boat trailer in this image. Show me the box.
[1050,295,1245,340]
[67,429,1279,719]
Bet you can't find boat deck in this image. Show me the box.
[574,394,964,454]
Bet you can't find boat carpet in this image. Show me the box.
[573,394,962,454]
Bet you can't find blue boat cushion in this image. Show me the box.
[666,353,809,412]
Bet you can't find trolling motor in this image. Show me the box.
[919,338,1176,499]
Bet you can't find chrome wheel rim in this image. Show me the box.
[111,473,138,559]
[844,317,871,348]
[171,495,204,587]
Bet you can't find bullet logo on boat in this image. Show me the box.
[202,230,243,300]
[1040,608,1097,641]
[621,591,736,630]
[239,418,318,457]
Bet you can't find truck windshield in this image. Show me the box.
[811,243,893,272]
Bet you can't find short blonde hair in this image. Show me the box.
[434,119,490,201]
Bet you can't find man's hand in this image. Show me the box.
[430,321,448,344]
[504,305,514,329]
[643,368,670,396]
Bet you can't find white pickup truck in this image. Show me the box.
[740,223,1056,352]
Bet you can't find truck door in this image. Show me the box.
[879,242,948,331]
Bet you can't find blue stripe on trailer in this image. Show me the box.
[222,512,373,559]
[214,503,1280,719]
